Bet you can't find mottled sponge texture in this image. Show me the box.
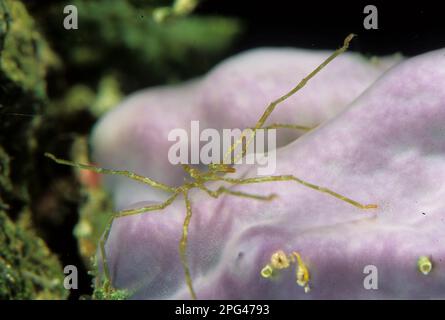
[91,47,445,299]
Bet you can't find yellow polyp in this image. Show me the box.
[261,250,311,293]
[270,250,291,270]
[417,256,433,275]
[261,264,274,278]
[364,204,378,209]
[293,252,310,292]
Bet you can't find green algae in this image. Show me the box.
[0,0,241,299]
[37,0,240,92]
[0,0,68,299]
[0,0,58,99]
[0,210,68,299]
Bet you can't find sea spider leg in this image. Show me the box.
[261,123,315,132]
[44,153,183,286]
[180,189,197,299]
[221,175,378,210]
[99,191,181,291]
[198,184,277,201]
[44,153,175,193]
[225,34,356,164]
[45,152,199,298]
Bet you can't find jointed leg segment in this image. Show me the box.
[98,190,181,290]
[260,123,315,132]
[199,185,277,201]
[180,190,197,299]
[221,175,378,209]
[44,153,175,193]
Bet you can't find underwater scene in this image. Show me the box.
[1,0,445,305]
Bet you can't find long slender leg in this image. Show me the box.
[99,191,181,291]
[198,185,277,201]
[225,34,356,163]
[178,185,275,300]
[221,175,378,209]
[44,153,175,193]
[180,190,197,300]
[46,152,199,296]
[238,124,314,159]
[261,123,316,132]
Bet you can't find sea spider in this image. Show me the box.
[45,34,378,299]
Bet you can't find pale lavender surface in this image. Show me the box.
[93,47,445,299]
[91,49,399,210]
[199,48,399,137]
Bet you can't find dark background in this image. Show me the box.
[197,0,445,56]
